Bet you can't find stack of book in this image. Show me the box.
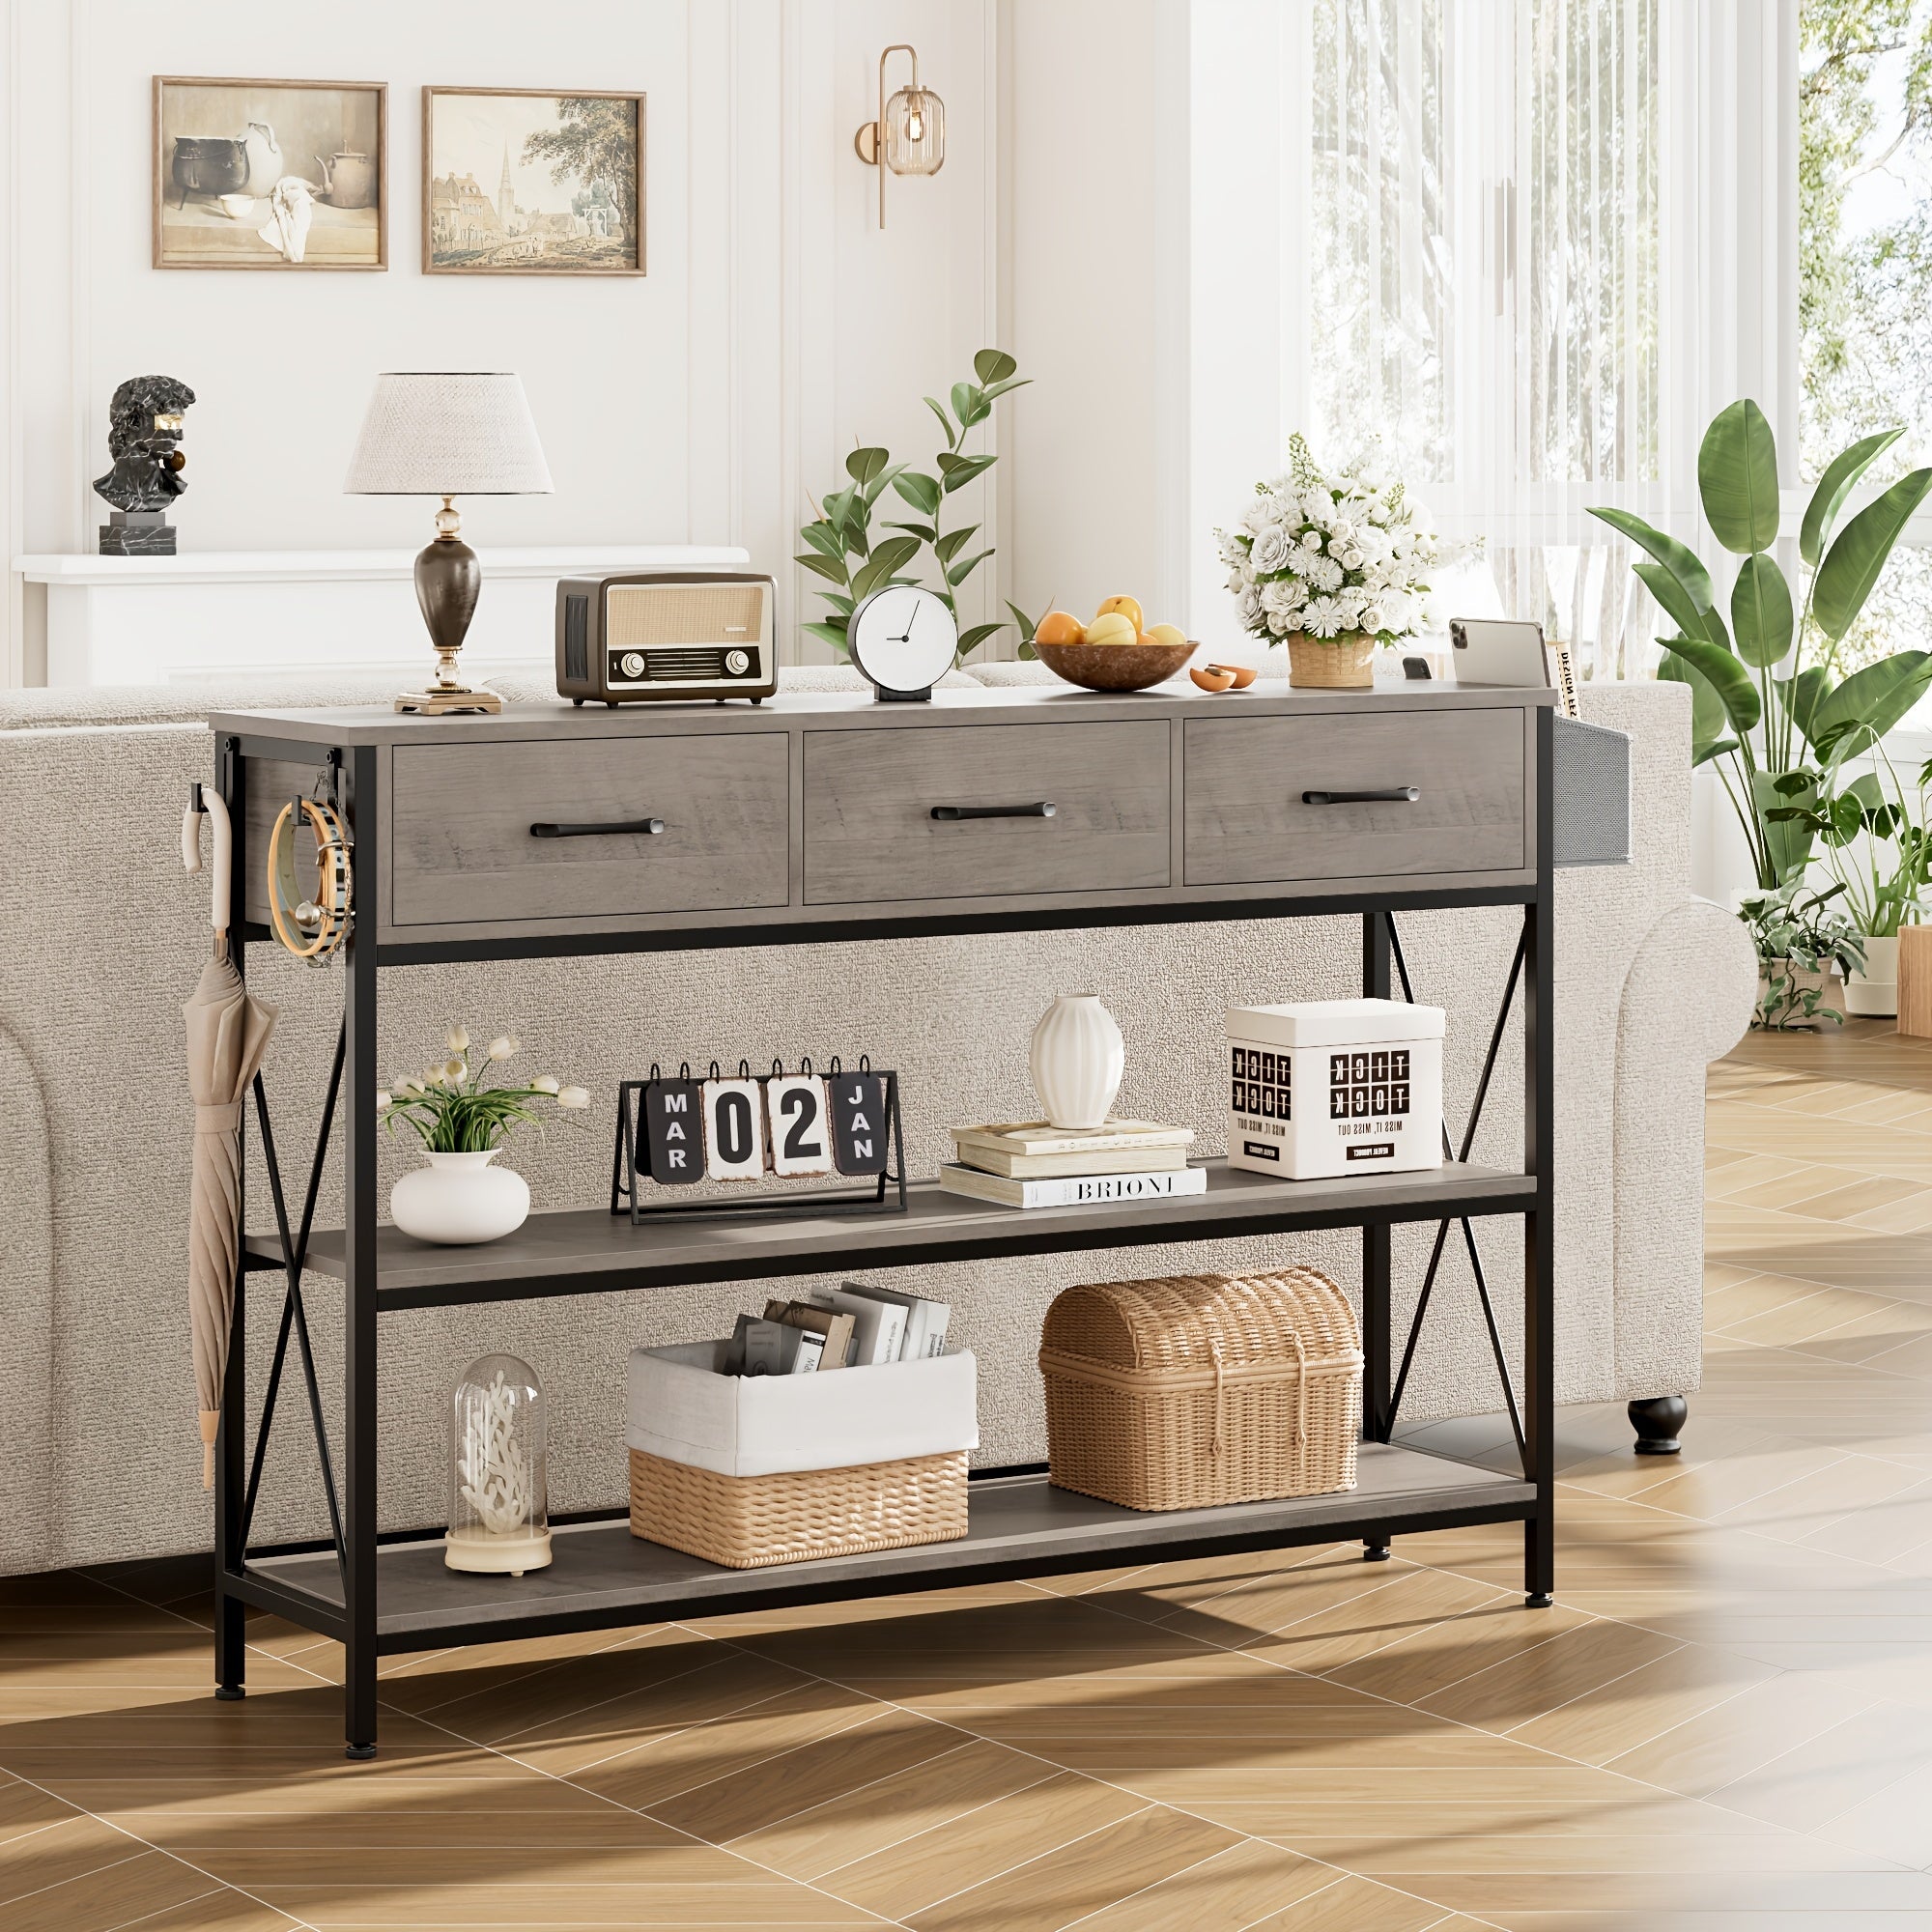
[937,1119,1201,1208]
[721,1281,952,1376]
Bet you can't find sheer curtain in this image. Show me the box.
[1289,0,1667,678]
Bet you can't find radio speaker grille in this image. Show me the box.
[563,595,589,683]
[608,583,764,650]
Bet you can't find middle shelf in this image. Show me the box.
[245,1157,1537,1310]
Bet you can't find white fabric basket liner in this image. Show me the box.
[627,1341,980,1478]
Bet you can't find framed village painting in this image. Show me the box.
[423,87,645,275]
[154,76,387,270]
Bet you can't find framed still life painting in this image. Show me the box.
[423,87,645,275]
[153,76,387,270]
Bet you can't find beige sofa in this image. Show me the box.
[0,668,1753,1574]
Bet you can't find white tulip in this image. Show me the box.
[446,1024,469,1054]
[556,1085,591,1110]
[487,1036,518,1062]
[375,1091,392,1113]
[532,1075,561,1094]
[442,1058,467,1085]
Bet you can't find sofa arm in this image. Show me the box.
[1612,898,1755,1403]
[0,1022,55,1576]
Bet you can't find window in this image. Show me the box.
[1293,0,1664,676]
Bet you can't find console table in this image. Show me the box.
[208,681,1556,1758]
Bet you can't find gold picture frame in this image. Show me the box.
[153,75,387,271]
[423,87,646,276]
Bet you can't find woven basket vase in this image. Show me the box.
[630,1447,968,1570]
[1039,1269,1362,1512]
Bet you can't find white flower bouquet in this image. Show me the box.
[378,1023,590,1151]
[1217,435,1458,672]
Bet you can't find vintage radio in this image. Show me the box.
[555,572,778,705]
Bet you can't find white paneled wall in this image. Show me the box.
[0,0,1004,683]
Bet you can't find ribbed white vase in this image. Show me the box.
[1029,993,1125,1130]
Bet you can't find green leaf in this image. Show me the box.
[794,551,849,585]
[979,376,1031,404]
[923,395,956,448]
[1729,553,1794,668]
[955,621,1007,658]
[1660,635,1761,735]
[1693,737,1741,769]
[862,462,907,508]
[849,533,922,603]
[973,349,1017,384]
[802,621,852,655]
[950,382,978,427]
[1781,665,1833,748]
[844,445,891,487]
[946,548,994,587]
[893,471,943,517]
[821,592,854,617]
[1634,561,1710,642]
[882,520,937,544]
[932,524,980,567]
[1752,768,1819,885]
[1800,427,1903,566]
[938,452,997,494]
[1807,650,1932,763]
[1658,652,1728,760]
[1697,399,1781,554]
[798,519,845,560]
[1588,506,1716,613]
[1813,469,1932,640]
[821,484,859,531]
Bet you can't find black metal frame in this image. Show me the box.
[213,705,1559,1754]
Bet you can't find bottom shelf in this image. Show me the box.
[251,1443,1535,1643]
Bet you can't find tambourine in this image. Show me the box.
[267,795,353,961]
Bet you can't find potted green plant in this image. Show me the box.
[1738,883,1867,1030]
[379,1026,589,1244]
[1589,404,1932,894]
[1770,755,1932,1015]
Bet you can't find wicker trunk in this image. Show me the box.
[630,1446,968,1569]
[1039,1268,1361,1511]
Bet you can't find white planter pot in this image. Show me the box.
[1029,993,1125,1130]
[391,1150,529,1244]
[1846,935,1899,1017]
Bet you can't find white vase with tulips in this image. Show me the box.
[1218,434,1459,688]
[380,1026,589,1244]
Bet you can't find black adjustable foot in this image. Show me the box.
[1363,1539,1391,1561]
[1524,1591,1554,1609]
[1629,1395,1687,1456]
[345,1742,377,1761]
[214,1684,245,1702]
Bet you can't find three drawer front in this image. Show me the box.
[1182,709,1528,886]
[391,735,789,926]
[804,722,1171,904]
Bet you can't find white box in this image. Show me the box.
[626,1342,979,1478]
[1226,999,1444,1181]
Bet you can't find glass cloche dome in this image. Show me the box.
[445,1353,552,1577]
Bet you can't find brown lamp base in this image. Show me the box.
[398,500,498,716]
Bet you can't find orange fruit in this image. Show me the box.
[1095,594,1145,635]
[1190,665,1237,692]
[1035,610,1084,646]
[1082,612,1138,647]
[1146,623,1188,649]
[1208,662,1258,688]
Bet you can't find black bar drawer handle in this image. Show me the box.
[1301,787,1420,807]
[930,801,1058,821]
[529,816,666,838]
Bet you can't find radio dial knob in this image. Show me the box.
[618,651,646,679]
[724,648,751,675]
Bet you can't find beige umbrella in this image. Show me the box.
[183,787,277,1487]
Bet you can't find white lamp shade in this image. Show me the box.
[344,371,554,496]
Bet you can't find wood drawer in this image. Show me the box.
[1182,708,1527,887]
[804,722,1171,904]
[390,734,789,926]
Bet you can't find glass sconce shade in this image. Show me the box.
[445,1352,552,1576]
[883,85,945,176]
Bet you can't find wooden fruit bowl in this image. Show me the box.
[1035,637,1196,693]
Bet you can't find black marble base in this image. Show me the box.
[99,522,176,556]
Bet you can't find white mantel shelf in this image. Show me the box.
[13,545,752,685]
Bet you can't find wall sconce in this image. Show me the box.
[854,43,945,228]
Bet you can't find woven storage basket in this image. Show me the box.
[629,1446,968,1570]
[1039,1268,1361,1511]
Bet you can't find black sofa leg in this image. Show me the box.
[1629,1395,1687,1456]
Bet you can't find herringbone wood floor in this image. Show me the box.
[10,1028,1932,1930]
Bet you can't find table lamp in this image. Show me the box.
[344,371,554,715]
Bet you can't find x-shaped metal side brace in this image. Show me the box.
[241,1017,349,1580]
[1384,918,1529,1471]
